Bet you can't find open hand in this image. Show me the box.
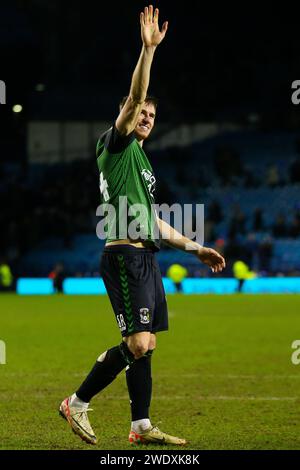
[140,5,168,48]
[196,247,226,274]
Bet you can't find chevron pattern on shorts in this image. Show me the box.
[117,255,134,333]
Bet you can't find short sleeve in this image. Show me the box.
[102,123,135,153]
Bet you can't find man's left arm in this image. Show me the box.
[157,217,226,273]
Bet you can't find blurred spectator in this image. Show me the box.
[0,158,100,267]
[258,236,273,272]
[0,258,14,292]
[204,218,216,243]
[208,199,223,224]
[265,164,280,187]
[224,235,243,269]
[233,260,256,293]
[166,263,188,293]
[214,238,225,257]
[289,212,300,238]
[272,213,288,238]
[243,165,258,187]
[289,157,300,183]
[228,205,246,238]
[213,145,244,185]
[253,208,264,232]
[244,233,259,266]
[48,263,66,293]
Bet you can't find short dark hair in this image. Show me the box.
[119,95,158,110]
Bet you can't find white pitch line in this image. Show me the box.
[0,368,300,380]
[157,374,300,380]
[96,395,298,401]
[202,396,298,401]
[0,394,296,402]
[2,372,300,380]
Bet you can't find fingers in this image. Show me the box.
[211,257,226,274]
[161,21,168,34]
[143,5,157,24]
[149,4,153,21]
[214,253,226,272]
[140,12,145,26]
[143,5,152,24]
[145,6,149,24]
[211,264,223,274]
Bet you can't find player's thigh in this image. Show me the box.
[101,249,156,337]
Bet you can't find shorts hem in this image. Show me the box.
[121,328,151,337]
[151,327,169,334]
[120,327,169,337]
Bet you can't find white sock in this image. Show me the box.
[131,419,151,434]
[69,393,89,411]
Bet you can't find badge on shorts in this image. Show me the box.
[117,314,127,332]
[139,308,150,324]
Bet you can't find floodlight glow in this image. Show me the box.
[35,84,45,92]
[12,104,23,113]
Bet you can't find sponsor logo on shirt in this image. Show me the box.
[141,169,156,198]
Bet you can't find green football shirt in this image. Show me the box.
[96,124,160,250]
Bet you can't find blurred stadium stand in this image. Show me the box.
[1,1,300,281]
[2,126,300,279]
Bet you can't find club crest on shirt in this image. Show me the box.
[139,307,150,324]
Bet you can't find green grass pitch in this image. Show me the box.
[1,293,300,450]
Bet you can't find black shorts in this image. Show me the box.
[100,245,169,337]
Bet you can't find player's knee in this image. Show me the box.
[148,334,156,350]
[134,344,149,359]
[128,341,148,359]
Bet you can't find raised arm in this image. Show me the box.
[116,5,168,136]
[157,217,226,274]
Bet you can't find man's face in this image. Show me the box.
[134,102,156,141]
